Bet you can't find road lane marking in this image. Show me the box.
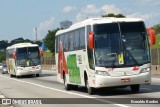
[0,75,130,107]
[152,78,160,81]
[140,88,152,91]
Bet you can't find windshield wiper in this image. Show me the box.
[110,57,117,68]
[121,40,140,66]
[19,59,27,67]
[29,58,36,66]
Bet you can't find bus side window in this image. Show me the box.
[70,31,74,51]
[56,36,59,53]
[63,34,65,51]
[60,34,64,51]
[80,27,85,49]
[67,33,70,51]
[64,33,68,52]
[75,30,80,50]
[8,49,14,58]
[73,31,76,50]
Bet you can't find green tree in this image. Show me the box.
[115,14,126,18]
[34,41,42,47]
[8,37,34,46]
[0,40,8,50]
[0,51,6,63]
[8,37,24,46]
[43,28,60,54]
[102,13,126,18]
[153,24,160,34]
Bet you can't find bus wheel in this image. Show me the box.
[130,84,140,93]
[86,78,95,95]
[16,75,21,78]
[10,74,13,78]
[64,74,71,90]
[36,74,40,77]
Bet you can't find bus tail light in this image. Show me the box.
[88,32,94,49]
[146,28,156,46]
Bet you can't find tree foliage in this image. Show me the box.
[34,41,42,47]
[0,40,8,50]
[0,37,42,51]
[0,51,6,63]
[0,37,42,62]
[8,37,32,46]
[102,13,126,18]
[43,28,60,54]
[153,24,160,34]
[8,37,42,47]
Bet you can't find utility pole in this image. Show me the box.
[35,27,37,41]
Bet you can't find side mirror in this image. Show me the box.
[40,49,43,57]
[13,52,16,60]
[88,32,94,49]
[147,28,156,46]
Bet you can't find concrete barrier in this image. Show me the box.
[42,64,160,76]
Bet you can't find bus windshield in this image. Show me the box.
[93,22,150,68]
[16,47,40,67]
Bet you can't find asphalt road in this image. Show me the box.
[0,70,160,107]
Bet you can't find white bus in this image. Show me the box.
[55,17,155,95]
[6,43,43,78]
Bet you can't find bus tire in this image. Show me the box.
[64,74,71,90]
[72,85,78,90]
[130,84,140,93]
[86,78,95,95]
[16,75,21,78]
[10,74,13,78]
[36,74,40,77]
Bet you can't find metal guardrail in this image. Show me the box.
[41,49,160,65]
[151,48,160,65]
[41,57,55,65]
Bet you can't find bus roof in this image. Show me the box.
[56,17,144,36]
[7,43,39,50]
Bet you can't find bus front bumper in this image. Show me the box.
[93,72,151,88]
[16,69,42,76]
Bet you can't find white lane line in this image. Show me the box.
[152,78,160,81]
[0,75,130,107]
[140,88,152,91]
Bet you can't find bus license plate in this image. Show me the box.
[121,78,130,83]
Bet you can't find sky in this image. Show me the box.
[0,0,160,41]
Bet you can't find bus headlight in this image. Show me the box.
[140,68,151,73]
[96,71,110,76]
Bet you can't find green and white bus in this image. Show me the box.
[6,43,42,77]
[55,17,155,95]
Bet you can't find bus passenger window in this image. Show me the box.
[75,30,80,50]
[80,28,85,49]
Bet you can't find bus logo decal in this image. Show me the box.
[67,54,81,84]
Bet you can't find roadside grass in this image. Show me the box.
[151,34,160,49]
[43,51,53,57]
